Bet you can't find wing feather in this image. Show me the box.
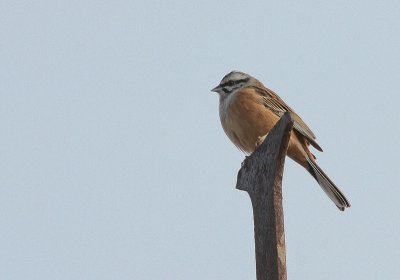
[252,85,323,152]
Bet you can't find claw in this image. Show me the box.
[241,155,250,167]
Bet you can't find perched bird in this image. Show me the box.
[212,71,350,211]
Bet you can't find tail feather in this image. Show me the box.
[306,158,351,211]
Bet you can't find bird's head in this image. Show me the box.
[211,71,258,96]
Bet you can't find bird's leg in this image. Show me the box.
[241,133,269,167]
[255,133,268,149]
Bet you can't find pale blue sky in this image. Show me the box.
[1,1,399,279]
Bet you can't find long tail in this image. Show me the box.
[306,158,351,211]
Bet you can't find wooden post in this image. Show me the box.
[236,112,294,280]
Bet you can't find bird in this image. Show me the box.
[211,71,350,211]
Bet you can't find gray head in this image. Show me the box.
[211,71,257,96]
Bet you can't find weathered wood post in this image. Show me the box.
[236,112,294,280]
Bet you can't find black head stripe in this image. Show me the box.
[220,78,249,88]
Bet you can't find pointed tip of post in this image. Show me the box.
[279,112,294,127]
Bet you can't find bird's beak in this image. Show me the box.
[211,85,221,93]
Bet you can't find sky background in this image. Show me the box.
[1,1,400,279]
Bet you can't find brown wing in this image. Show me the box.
[252,85,323,152]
